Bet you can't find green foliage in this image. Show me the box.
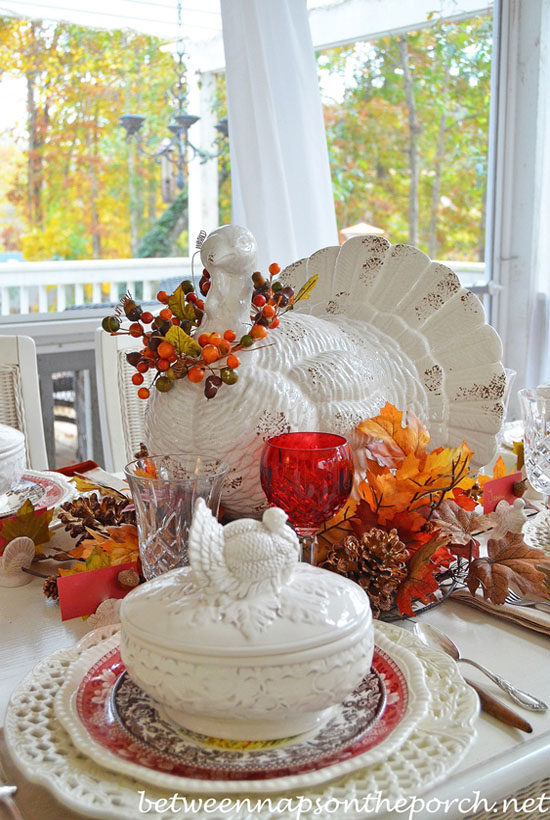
[136,190,188,257]
[319,14,492,260]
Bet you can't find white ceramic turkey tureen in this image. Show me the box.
[144,225,504,519]
[120,499,374,740]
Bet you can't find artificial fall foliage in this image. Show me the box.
[467,533,550,605]
[0,499,53,553]
[317,402,545,616]
[58,524,140,577]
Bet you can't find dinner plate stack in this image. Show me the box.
[0,423,25,494]
[5,622,480,820]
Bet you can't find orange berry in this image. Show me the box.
[156,290,168,304]
[137,361,149,373]
[143,347,157,359]
[223,329,236,342]
[269,262,281,275]
[209,333,222,346]
[141,311,154,324]
[157,341,175,359]
[218,339,232,356]
[159,307,172,321]
[202,344,220,364]
[132,373,144,385]
[270,316,280,329]
[198,333,210,347]
[196,299,204,310]
[137,387,150,399]
[157,358,170,371]
[129,322,143,337]
[262,304,275,319]
[227,354,240,369]
[250,324,268,339]
[188,366,205,383]
[171,316,180,325]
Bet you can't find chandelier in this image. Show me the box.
[119,0,227,197]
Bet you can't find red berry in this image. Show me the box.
[196,299,205,310]
[270,316,280,329]
[141,311,154,324]
[250,324,268,339]
[156,291,168,304]
[198,333,210,347]
[129,322,143,338]
[224,329,236,342]
[253,294,266,307]
[269,262,281,275]
[170,316,180,325]
[137,387,150,399]
[159,308,172,321]
[188,366,205,383]
[262,304,275,319]
[202,344,220,364]
[157,358,170,371]
[157,341,175,359]
[132,373,144,385]
[137,361,149,373]
[227,354,240,369]
[186,293,198,304]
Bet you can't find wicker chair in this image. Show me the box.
[0,335,48,470]
[95,327,149,473]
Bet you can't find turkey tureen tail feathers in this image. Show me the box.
[188,498,228,590]
[283,234,504,467]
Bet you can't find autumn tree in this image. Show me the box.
[319,14,492,260]
[0,18,183,260]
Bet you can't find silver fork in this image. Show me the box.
[0,757,24,820]
[505,590,550,611]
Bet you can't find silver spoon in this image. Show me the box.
[414,623,548,712]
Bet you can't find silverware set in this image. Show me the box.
[414,622,548,733]
[504,589,550,611]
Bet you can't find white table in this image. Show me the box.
[1,531,549,820]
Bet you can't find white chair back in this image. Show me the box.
[0,335,48,470]
[95,327,151,472]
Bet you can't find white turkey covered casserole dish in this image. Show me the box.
[120,501,374,740]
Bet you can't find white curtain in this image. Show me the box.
[220,0,338,271]
[492,0,550,414]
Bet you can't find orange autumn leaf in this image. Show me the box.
[70,524,139,566]
[357,402,430,469]
[396,535,450,616]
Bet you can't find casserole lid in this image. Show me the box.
[121,563,371,658]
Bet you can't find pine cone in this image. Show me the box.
[320,528,409,617]
[58,493,135,545]
[43,576,59,600]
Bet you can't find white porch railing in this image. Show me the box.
[0,257,194,316]
[0,256,487,316]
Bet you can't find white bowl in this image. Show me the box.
[120,563,374,740]
[0,425,25,495]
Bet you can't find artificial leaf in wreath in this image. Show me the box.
[70,474,126,499]
[395,534,450,616]
[165,325,201,358]
[167,284,197,322]
[293,274,319,304]
[315,499,358,562]
[432,500,491,558]
[357,403,430,469]
[72,524,140,566]
[0,499,53,553]
[466,533,550,605]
